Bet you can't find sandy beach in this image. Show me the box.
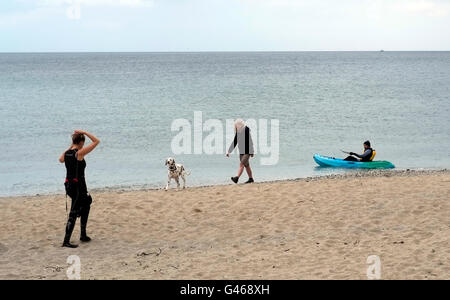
[0,170,449,280]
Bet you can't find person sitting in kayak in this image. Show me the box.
[344,140,376,162]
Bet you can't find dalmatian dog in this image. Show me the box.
[165,157,190,190]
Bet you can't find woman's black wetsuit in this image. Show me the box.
[64,149,92,244]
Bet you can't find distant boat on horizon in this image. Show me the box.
[380,50,385,52]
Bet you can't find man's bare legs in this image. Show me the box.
[231,159,254,184]
[237,162,245,177]
[231,163,245,184]
[234,163,253,184]
[245,164,253,179]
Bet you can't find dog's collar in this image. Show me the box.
[169,165,177,171]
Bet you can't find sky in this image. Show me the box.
[1,0,449,52]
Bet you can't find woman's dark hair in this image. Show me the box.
[364,140,371,147]
[72,133,86,145]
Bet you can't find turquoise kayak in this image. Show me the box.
[313,154,395,169]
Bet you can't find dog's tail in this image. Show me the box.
[181,166,191,176]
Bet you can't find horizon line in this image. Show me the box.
[1,50,450,54]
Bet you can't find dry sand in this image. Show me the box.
[0,170,449,280]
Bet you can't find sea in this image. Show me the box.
[1,52,449,197]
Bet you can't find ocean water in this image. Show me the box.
[1,52,449,197]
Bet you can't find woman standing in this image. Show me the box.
[59,130,100,248]
[226,119,255,184]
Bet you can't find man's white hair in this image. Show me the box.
[234,119,245,131]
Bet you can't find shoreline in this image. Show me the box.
[1,168,448,200]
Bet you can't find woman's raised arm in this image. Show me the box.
[76,130,100,159]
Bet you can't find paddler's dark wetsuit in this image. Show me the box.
[63,149,92,248]
[345,148,375,162]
